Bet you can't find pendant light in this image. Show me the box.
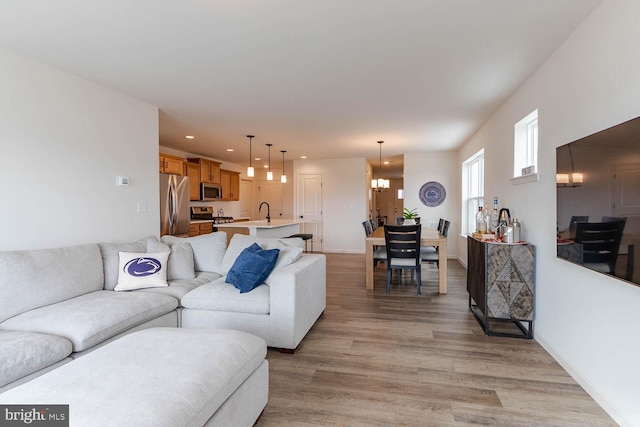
[266,143,273,181]
[556,143,583,187]
[246,135,255,177]
[280,150,287,183]
[371,141,390,190]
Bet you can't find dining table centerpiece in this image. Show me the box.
[403,207,420,225]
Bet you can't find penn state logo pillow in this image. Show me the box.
[114,251,170,291]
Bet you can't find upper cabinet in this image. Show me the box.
[184,161,201,201]
[220,169,240,201]
[159,154,185,175]
[188,158,221,184]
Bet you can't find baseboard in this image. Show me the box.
[535,331,631,427]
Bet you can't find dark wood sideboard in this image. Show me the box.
[467,237,535,339]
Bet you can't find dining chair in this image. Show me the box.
[421,220,450,268]
[575,219,626,275]
[422,218,446,255]
[396,217,404,226]
[383,224,422,295]
[568,215,589,235]
[363,220,386,267]
[362,220,372,236]
[370,218,378,231]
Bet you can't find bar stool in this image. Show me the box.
[287,233,313,253]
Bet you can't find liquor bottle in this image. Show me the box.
[476,206,486,233]
[484,203,490,233]
[490,197,499,233]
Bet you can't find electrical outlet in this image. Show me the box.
[136,201,147,213]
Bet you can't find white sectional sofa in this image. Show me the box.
[0,231,326,425]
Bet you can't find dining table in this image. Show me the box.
[365,226,448,293]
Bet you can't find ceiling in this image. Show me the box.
[0,1,601,177]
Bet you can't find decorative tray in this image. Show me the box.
[484,239,527,245]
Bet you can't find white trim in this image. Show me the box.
[510,173,539,185]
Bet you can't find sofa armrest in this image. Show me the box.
[264,254,326,348]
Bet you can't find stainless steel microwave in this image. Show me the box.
[200,183,223,201]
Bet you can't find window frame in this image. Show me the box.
[513,109,538,178]
[462,149,484,236]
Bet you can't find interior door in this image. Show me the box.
[296,173,323,252]
[613,163,640,236]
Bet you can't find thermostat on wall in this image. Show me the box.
[116,176,130,186]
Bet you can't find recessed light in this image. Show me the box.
[226,148,234,152]
[301,155,307,159]
[185,135,195,139]
[255,157,261,161]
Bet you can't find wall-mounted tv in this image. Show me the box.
[556,116,640,287]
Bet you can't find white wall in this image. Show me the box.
[404,151,459,258]
[294,157,368,253]
[0,47,159,250]
[457,1,640,425]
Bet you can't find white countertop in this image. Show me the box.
[215,219,301,229]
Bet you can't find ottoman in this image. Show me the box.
[0,328,268,427]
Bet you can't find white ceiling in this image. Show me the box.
[0,0,601,176]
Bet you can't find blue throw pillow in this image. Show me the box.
[226,243,280,293]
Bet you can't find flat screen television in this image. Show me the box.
[556,116,640,287]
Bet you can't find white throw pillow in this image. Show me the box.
[221,234,303,274]
[161,232,227,274]
[114,251,170,291]
[98,236,154,291]
[147,239,195,280]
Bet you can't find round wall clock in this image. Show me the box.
[419,181,446,207]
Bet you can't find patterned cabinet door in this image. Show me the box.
[485,243,535,321]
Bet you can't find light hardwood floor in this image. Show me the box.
[256,253,616,426]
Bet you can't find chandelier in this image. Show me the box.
[371,141,390,190]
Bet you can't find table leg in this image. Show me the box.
[438,239,447,294]
[366,240,374,290]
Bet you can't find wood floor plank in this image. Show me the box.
[255,253,616,426]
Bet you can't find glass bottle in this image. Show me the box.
[476,206,486,233]
[484,203,490,233]
[490,197,499,233]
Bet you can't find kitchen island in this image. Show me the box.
[216,219,301,242]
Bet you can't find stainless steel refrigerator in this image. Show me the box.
[160,173,190,236]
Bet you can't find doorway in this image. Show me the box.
[296,173,323,252]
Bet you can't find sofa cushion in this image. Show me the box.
[114,251,170,291]
[99,236,151,291]
[0,243,104,323]
[226,244,279,293]
[0,331,72,388]
[162,232,227,274]
[147,239,196,280]
[221,234,304,274]
[181,277,270,314]
[136,271,221,302]
[0,291,178,352]
[0,328,267,427]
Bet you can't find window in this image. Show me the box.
[513,109,538,177]
[462,149,484,235]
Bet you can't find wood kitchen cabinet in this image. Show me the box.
[159,154,185,175]
[188,158,221,184]
[220,169,240,201]
[467,237,535,339]
[189,222,213,237]
[184,161,201,201]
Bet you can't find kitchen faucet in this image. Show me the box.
[259,202,271,223]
